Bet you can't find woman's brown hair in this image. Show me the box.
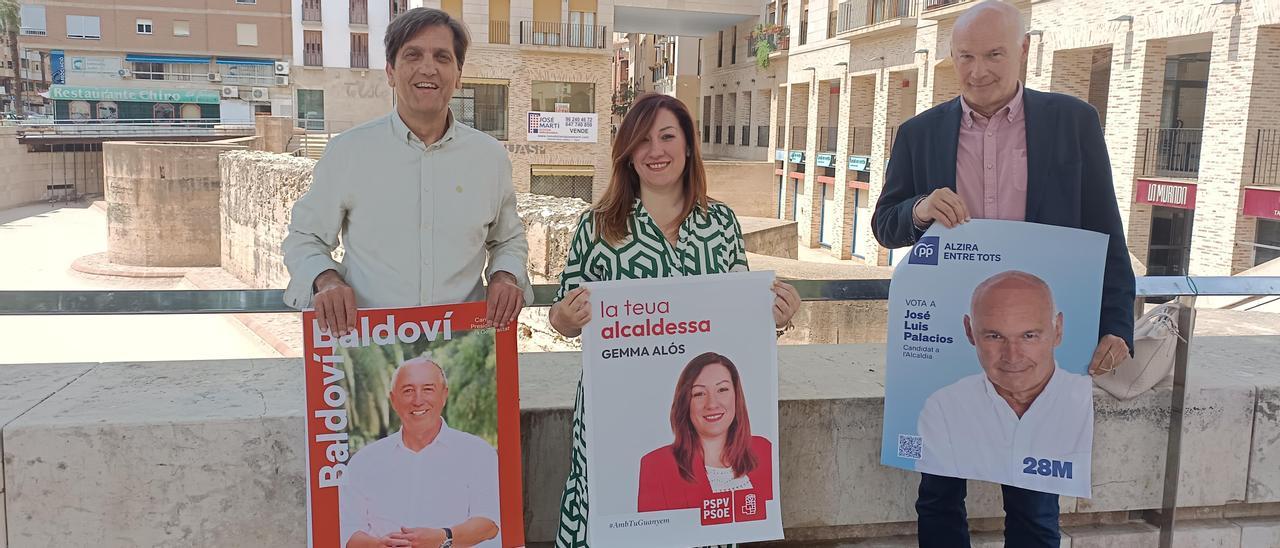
[594,93,708,244]
[669,352,756,483]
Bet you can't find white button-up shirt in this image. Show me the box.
[914,366,1093,497]
[340,423,502,546]
[283,110,534,310]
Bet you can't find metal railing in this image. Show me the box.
[1140,128,1203,179]
[518,21,607,49]
[849,126,873,156]
[489,20,510,44]
[790,126,807,150]
[1253,128,1280,185]
[924,0,970,10]
[837,0,917,34]
[388,0,407,20]
[757,125,770,148]
[754,27,790,53]
[818,126,838,152]
[302,0,322,22]
[15,118,256,139]
[0,276,1277,548]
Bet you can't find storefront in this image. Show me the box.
[49,84,219,122]
[847,155,872,258]
[1243,186,1280,267]
[1136,178,1197,276]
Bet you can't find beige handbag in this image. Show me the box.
[1093,302,1184,401]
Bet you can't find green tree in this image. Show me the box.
[0,0,24,115]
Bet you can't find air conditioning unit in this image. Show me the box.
[117,68,132,79]
[207,72,222,82]
[274,61,290,76]
[250,87,269,101]
[221,85,239,98]
[274,75,289,86]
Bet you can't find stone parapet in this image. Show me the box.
[2,337,1278,546]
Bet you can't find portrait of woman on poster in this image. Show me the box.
[637,352,774,512]
[547,93,798,546]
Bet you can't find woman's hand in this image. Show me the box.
[772,281,801,329]
[550,286,592,337]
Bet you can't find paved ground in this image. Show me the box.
[0,201,280,364]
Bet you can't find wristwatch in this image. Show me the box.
[440,528,453,548]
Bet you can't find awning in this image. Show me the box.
[216,57,275,66]
[125,54,210,64]
[532,165,594,177]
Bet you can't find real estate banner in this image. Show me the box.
[880,220,1106,498]
[581,271,784,548]
[526,111,598,143]
[303,302,524,548]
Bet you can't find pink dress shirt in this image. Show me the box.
[956,83,1028,222]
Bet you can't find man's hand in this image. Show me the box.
[486,270,525,329]
[1088,334,1130,376]
[772,281,801,328]
[314,269,357,336]
[387,527,446,548]
[912,188,971,229]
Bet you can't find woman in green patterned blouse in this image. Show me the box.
[547,93,801,547]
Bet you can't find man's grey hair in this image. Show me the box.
[970,270,1059,319]
[384,7,471,68]
[392,354,448,389]
[953,0,1028,45]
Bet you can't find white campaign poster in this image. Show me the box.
[581,271,783,548]
[526,111,598,143]
[880,220,1107,498]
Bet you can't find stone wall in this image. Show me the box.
[705,160,779,218]
[0,127,55,210]
[104,142,245,267]
[740,217,799,259]
[219,150,317,290]
[3,335,1278,546]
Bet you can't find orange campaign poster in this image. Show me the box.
[303,302,524,548]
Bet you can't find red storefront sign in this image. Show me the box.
[1243,186,1280,220]
[1135,179,1197,209]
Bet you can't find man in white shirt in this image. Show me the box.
[283,7,533,334]
[915,270,1093,498]
[341,357,501,548]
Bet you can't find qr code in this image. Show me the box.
[897,434,922,460]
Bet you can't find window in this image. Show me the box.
[350,0,368,24]
[350,33,369,68]
[137,18,153,35]
[174,21,190,37]
[66,15,102,39]
[237,24,259,46]
[303,0,322,22]
[132,62,202,82]
[19,5,46,36]
[531,81,594,113]
[223,64,274,85]
[730,26,737,64]
[1257,219,1280,266]
[450,82,508,140]
[717,31,723,68]
[154,103,176,120]
[297,89,326,129]
[304,31,323,66]
[531,167,594,202]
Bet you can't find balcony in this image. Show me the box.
[1253,129,1280,186]
[836,0,917,37]
[13,118,255,144]
[1139,128,1203,179]
[302,0,322,22]
[749,26,790,58]
[349,0,367,25]
[921,0,975,20]
[518,21,607,49]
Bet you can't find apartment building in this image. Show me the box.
[702,0,1280,275]
[621,32,700,117]
[0,32,50,114]
[16,0,292,123]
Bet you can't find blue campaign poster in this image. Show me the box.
[880,220,1106,498]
